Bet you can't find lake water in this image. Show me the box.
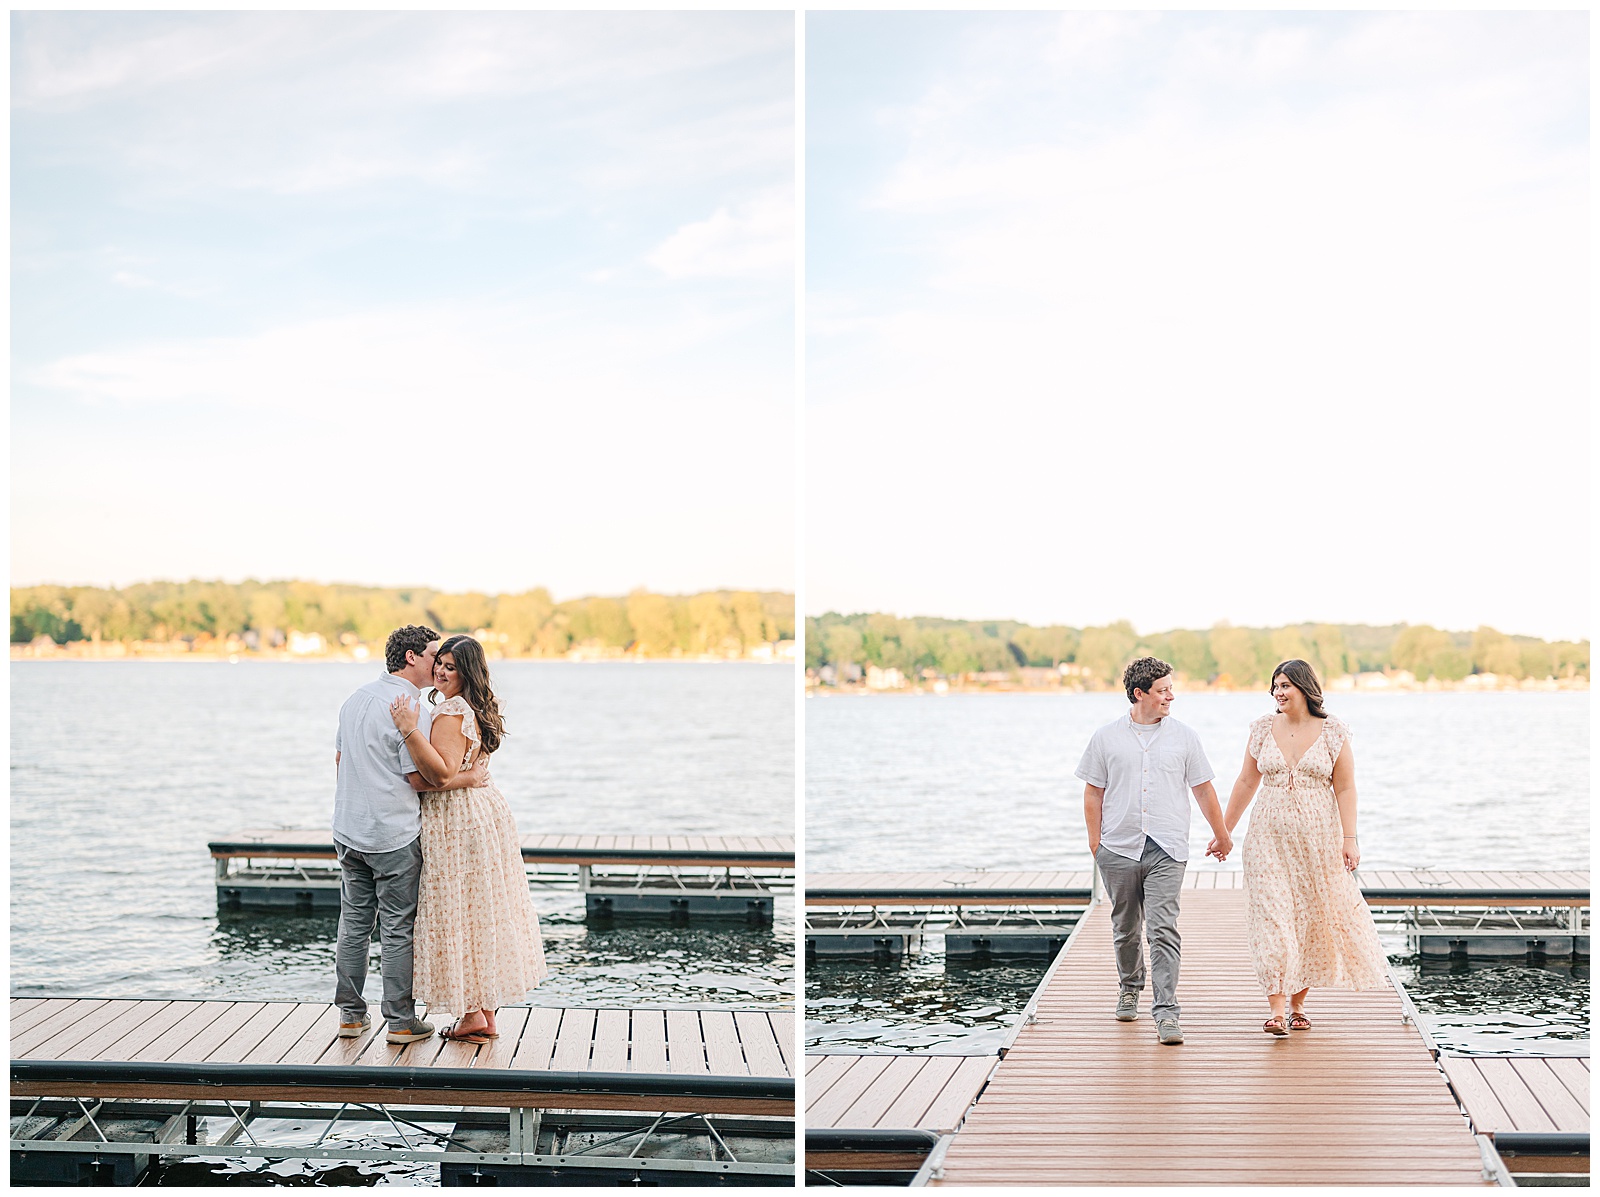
[10,661,794,1184]
[806,690,1589,1055]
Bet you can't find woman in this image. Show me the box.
[389,634,546,1042]
[1219,659,1386,1036]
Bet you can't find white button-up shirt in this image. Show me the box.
[332,672,435,854]
[1075,712,1214,863]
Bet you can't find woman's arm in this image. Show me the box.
[1331,740,1359,870]
[1222,748,1262,834]
[390,697,462,789]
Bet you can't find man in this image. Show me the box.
[1076,657,1231,1046]
[332,624,485,1043]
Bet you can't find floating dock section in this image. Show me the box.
[11,996,793,1185]
[805,1052,997,1184]
[805,868,1588,961]
[1440,1051,1590,1184]
[211,830,794,921]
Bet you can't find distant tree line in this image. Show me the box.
[11,581,794,658]
[805,613,1589,687]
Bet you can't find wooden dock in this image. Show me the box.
[213,830,795,868]
[1441,1052,1589,1178]
[806,868,1588,907]
[211,830,795,917]
[805,1053,997,1173]
[10,996,792,1114]
[922,889,1490,1185]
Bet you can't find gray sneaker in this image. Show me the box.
[386,1017,435,1045]
[337,1013,370,1039]
[1114,992,1139,1022]
[1156,1018,1184,1045]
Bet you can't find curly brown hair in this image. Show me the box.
[431,634,506,755]
[385,624,440,673]
[1122,656,1173,703]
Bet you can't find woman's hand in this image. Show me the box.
[389,695,420,736]
[1342,838,1360,872]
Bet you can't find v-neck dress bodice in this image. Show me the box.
[1240,713,1386,994]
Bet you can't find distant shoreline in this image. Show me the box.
[10,651,794,666]
[807,679,1588,696]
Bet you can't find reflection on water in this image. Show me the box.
[16,896,796,1011]
[806,955,1044,1054]
[1397,954,1591,1052]
[808,948,1590,1057]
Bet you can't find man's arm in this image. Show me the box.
[1084,784,1106,856]
[1191,781,1230,856]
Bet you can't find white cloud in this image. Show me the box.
[808,13,1588,639]
[647,192,794,280]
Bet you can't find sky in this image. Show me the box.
[806,12,1588,643]
[11,11,794,599]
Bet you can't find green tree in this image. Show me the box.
[1472,627,1522,677]
[1210,624,1258,688]
[1077,622,1138,686]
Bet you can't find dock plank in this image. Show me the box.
[590,1009,630,1073]
[550,1008,597,1071]
[807,1057,882,1127]
[769,1010,794,1073]
[835,1055,926,1128]
[805,1055,856,1111]
[666,1010,708,1074]
[208,1002,299,1064]
[875,1054,961,1129]
[12,1000,114,1056]
[47,1001,176,1064]
[1510,1059,1588,1133]
[734,1011,786,1078]
[508,1006,562,1071]
[629,1009,669,1075]
[127,1001,237,1062]
[21,1000,154,1062]
[917,1057,1000,1133]
[166,1002,269,1064]
[700,1010,746,1075]
[1545,1057,1590,1113]
[1474,1057,1558,1132]
[243,1003,336,1065]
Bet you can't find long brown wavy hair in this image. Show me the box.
[1271,659,1327,719]
[431,634,505,754]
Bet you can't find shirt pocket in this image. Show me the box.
[1155,746,1189,783]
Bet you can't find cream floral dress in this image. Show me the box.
[1241,713,1387,995]
[413,695,547,1016]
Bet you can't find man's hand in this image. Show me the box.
[467,757,490,787]
[1206,834,1233,862]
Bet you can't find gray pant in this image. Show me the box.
[1095,836,1186,1021]
[334,837,423,1028]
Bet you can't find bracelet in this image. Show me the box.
[401,728,417,742]
[1343,835,1357,839]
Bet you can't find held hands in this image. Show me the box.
[1205,833,1233,862]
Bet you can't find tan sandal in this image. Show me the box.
[1263,1015,1289,1037]
[1289,1011,1311,1030]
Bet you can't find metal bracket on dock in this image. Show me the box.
[1476,1134,1518,1186]
[908,1133,955,1186]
